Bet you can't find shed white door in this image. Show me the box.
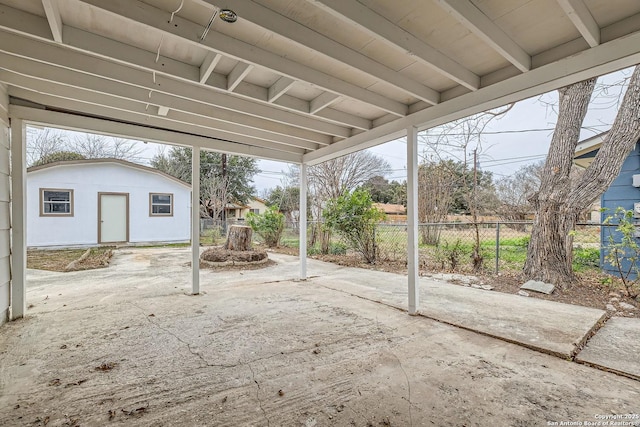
[99,193,129,244]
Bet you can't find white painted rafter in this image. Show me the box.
[434,0,531,72]
[73,0,408,116]
[556,0,600,47]
[10,105,303,163]
[7,89,310,156]
[0,8,361,131]
[227,62,253,91]
[6,79,319,152]
[303,26,640,165]
[199,52,221,84]
[309,92,339,114]
[41,0,62,43]
[0,30,351,138]
[0,62,327,150]
[268,77,295,103]
[309,0,480,91]
[203,0,439,105]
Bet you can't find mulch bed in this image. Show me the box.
[195,246,275,271]
[201,247,268,263]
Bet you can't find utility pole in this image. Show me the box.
[473,148,478,216]
[471,147,482,271]
[221,153,227,222]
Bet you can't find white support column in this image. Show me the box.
[10,118,26,319]
[299,163,307,280]
[406,125,419,315]
[191,146,200,295]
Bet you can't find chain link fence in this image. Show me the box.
[265,220,603,274]
[200,218,604,274]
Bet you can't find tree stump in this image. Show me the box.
[224,225,253,251]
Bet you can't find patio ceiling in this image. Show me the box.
[1,0,640,164]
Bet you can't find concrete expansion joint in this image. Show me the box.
[570,310,613,361]
[316,281,639,383]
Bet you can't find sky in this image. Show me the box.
[28,68,632,194]
[252,68,631,192]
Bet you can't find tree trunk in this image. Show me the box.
[525,66,640,286]
[523,78,596,286]
[224,225,253,251]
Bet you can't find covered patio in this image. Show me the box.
[2,3,640,420]
[1,247,638,425]
[3,0,640,321]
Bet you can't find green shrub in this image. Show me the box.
[246,206,285,248]
[323,189,385,264]
[329,242,347,255]
[602,207,640,298]
[573,247,600,270]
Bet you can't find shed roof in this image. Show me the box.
[27,158,191,189]
[2,0,640,165]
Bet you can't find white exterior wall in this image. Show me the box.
[0,84,10,324]
[27,162,191,247]
[243,198,269,216]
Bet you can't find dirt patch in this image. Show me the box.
[27,248,114,272]
[269,246,640,318]
[478,271,639,318]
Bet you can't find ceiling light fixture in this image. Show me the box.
[219,9,238,23]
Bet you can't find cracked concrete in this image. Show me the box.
[0,247,639,426]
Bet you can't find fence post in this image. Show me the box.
[495,222,501,274]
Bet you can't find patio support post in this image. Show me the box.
[10,118,26,319]
[407,125,419,314]
[191,145,200,295]
[299,162,307,280]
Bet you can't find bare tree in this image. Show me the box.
[289,151,390,252]
[307,151,391,199]
[524,66,640,286]
[27,127,145,166]
[202,174,230,221]
[418,161,456,245]
[419,107,509,271]
[495,162,544,226]
[69,134,144,160]
[26,128,68,166]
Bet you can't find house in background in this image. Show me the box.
[574,133,640,277]
[224,197,269,219]
[244,198,269,216]
[27,159,191,247]
[374,203,407,223]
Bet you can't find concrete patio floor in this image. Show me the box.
[1,247,639,426]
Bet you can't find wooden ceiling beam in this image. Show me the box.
[556,0,601,47]
[309,0,480,91]
[76,0,408,116]
[203,0,440,105]
[434,0,531,72]
[41,0,63,43]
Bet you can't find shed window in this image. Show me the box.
[40,189,73,216]
[150,193,173,216]
[249,209,260,214]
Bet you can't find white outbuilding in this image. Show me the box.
[27,159,191,248]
